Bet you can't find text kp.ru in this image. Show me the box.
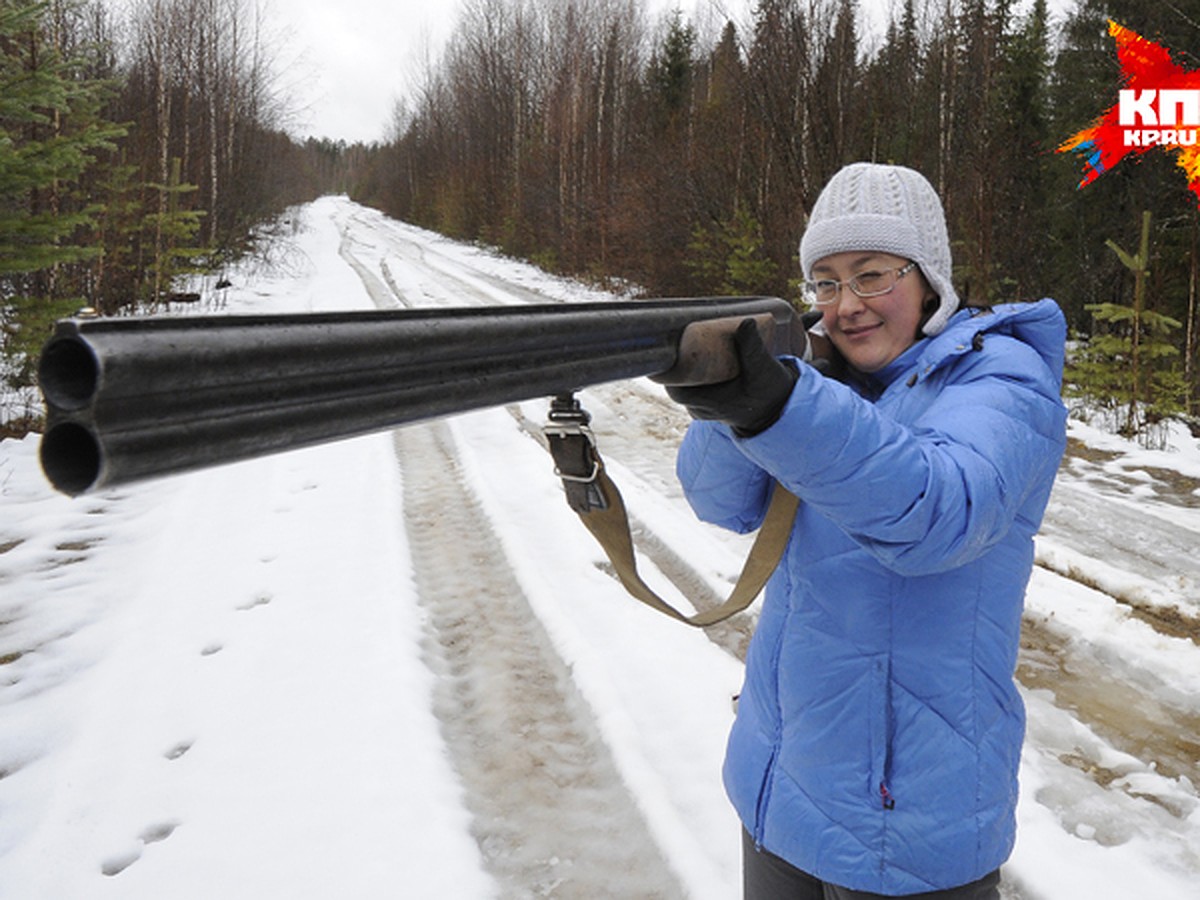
[1120,89,1200,146]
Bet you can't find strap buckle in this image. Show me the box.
[544,393,608,512]
[541,392,799,627]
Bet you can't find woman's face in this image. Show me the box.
[813,251,933,374]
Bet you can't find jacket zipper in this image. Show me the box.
[880,781,896,810]
[873,657,896,811]
[754,612,788,847]
[754,745,780,847]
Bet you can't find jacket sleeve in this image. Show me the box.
[736,339,1066,575]
[676,419,774,534]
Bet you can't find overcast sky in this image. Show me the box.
[275,0,865,144]
[273,0,450,144]
[275,0,1069,145]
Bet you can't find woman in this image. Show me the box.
[667,163,1067,898]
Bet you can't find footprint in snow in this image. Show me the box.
[101,849,140,877]
[164,740,193,761]
[100,822,181,877]
[139,821,179,844]
[236,593,271,611]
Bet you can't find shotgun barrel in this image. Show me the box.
[37,296,799,495]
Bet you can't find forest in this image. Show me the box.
[3,0,1200,442]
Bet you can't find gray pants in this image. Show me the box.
[742,830,1002,900]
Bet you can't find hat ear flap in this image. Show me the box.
[916,294,939,337]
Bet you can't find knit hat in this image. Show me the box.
[799,162,959,336]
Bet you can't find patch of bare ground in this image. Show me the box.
[1064,436,1200,508]
[1019,615,1200,794]
[1064,436,1120,465]
[1039,559,1200,646]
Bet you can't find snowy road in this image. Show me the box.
[1,197,1197,898]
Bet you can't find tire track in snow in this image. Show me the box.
[1041,479,1200,620]
[336,228,403,309]
[342,209,562,308]
[393,422,685,899]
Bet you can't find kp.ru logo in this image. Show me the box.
[1059,20,1200,205]
[1119,89,1199,147]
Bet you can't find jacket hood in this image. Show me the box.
[917,298,1066,391]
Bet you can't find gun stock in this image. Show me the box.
[37,297,805,496]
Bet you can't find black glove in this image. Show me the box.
[666,318,799,437]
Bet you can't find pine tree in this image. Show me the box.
[144,155,205,306]
[650,10,696,124]
[1067,211,1188,446]
[1,0,125,415]
[0,0,124,280]
[685,205,778,296]
[991,0,1053,301]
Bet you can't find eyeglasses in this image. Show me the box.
[805,261,918,306]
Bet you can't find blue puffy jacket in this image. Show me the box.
[676,299,1068,894]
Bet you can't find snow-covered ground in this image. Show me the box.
[1,197,1197,898]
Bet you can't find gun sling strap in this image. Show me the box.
[544,394,798,627]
